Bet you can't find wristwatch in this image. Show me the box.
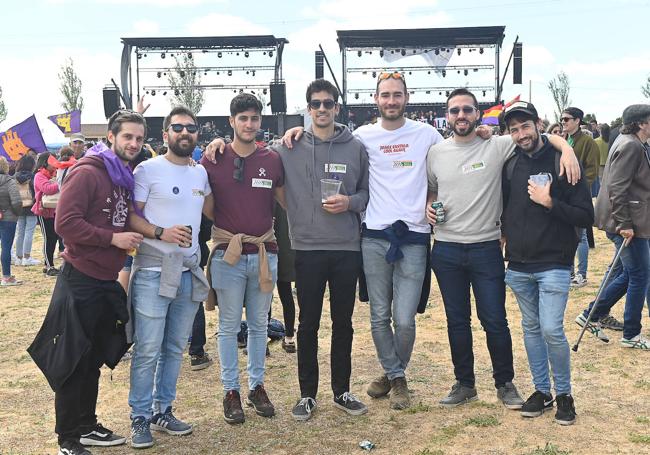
[154,226,164,240]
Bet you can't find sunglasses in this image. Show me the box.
[233,156,245,182]
[169,123,198,133]
[378,72,405,81]
[448,105,477,116]
[560,117,575,123]
[309,99,337,110]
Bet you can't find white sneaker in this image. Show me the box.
[621,334,650,350]
[575,314,609,342]
[22,257,40,266]
[570,273,587,288]
[1,276,23,286]
[11,256,21,266]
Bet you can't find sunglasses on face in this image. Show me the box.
[309,99,337,110]
[168,123,198,133]
[560,117,575,123]
[233,156,245,182]
[448,105,477,116]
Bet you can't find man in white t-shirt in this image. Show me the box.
[126,106,213,449]
[426,88,579,410]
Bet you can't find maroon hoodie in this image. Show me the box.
[55,155,129,280]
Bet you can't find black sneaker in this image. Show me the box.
[45,266,60,277]
[223,390,245,424]
[292,397,317,421]
[58,440,92,455]
[520,391,554,418]
[79,422,126,447]
[190,352,213,371]
[555,394,576,425]
[246,384,275,417]
[334,392,368,416]
[600,314,624,331]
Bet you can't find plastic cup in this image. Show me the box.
[530,173,551,186]
[320,179,342,204]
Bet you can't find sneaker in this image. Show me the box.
[80,423,126,447]
[570,273,587,288]
[334,391,368,416]
[58,440,92,455]
[575,313,609,342]
[1,276,23,286]
[190,352,213,371]
[497,382,524,409]
[600,314,624,331]
[554,394,576,425]
[520,391,554,418]
[292,397,317,421]
[282,337,296,353]
[439,381,478,408]
[620,334,650,350]
[389,377,411,410]
[22,257,40,266]
[367,374,391,399]
[246,384,275,417]
[223,390,245,424]
[11,255,20,266]
[151,406,192,436]
[45,267,60,277]
[130,416,154,449]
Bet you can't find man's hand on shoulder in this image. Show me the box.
[281,127,304,149]
[205,138,226,163]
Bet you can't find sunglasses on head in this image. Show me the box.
[309,99,337,110]
[560,117,575,123]
[378,72,405,81]
[448,105,477,116]
[168,123,198,133]
[233,156,245,182]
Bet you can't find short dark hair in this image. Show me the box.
[505,111,537,129]
[306,79,339,103]
[446,88,479,110]
[620,122,642,135]
[15,154,36,173]
[163,105,198,132]
[35,151,53,171]
[58,146,74,161]
[230,93,263,117]
[107,110,148,137]
[599,123,610,143]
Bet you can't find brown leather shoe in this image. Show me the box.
[389,377,411,410]
[367,374,391,398]
[223,390,245,424]
[246,384,275,417]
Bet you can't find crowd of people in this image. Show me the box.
[0,72,648,455]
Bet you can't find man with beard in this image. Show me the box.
[126,106,212,449]
[501,102,592,425]
[426,89,580,409]
[30,110,146,455]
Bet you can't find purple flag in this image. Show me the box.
[0,115,48,162]
[48,110,81,134]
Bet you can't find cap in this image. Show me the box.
[562,107,584,121]
[503,101,539,124]
[622,104,650,124]
[70,132,85,143]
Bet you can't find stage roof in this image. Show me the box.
[120,35,289,49]
[337,26,505,49]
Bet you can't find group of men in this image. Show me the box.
[28,70,650,455]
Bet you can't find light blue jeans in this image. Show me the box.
[15,215,37,258]
[129,270,199,418]
[210,250,277,392]
[505,268,572,396]
[574,228,589,277]
[361,237,427,380]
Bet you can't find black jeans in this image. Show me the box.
[38,216,59,269]
[54,264,118,444]
[295,250,361,398]
[277,280,295,337]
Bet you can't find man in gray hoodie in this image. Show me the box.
[274,79,369,421]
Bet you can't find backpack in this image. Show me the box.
[17,181,34,208]
[504,148,563,183]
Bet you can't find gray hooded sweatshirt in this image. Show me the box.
[275,123,369,251]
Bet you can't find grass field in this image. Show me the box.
[1,229,649,454]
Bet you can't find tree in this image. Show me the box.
[610,116,623,129]
[642,75,650,99]
[167,53,204,115]
[583,113,597,124]
[0,86,7,124]
[58,57,84,112]
[547,71,571,123]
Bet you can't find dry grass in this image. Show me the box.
[1,229,649,454]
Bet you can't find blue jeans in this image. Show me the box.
[0,220,17,277]
[431,240,514,389]
[129,270,199,418]
[505,268,572,396]
[210,250,277,392]
[189,302,206,356]
[362,237,427,380]
[15,215,37,258]
[589,234,650,339]
[573,228,589,278]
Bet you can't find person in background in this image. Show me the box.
[13,154,40,267]
[32,152,61,276]
[0,156,23,286]
[273,204,297,354]
[547,123,562,136]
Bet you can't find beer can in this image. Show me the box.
[180,225,193,248]
[431,201,446,223]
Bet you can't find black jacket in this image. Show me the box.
[502,137,594,267]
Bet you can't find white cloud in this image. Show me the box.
[99,0,223,6]
[124,20,160,37]
[186,14,272,36]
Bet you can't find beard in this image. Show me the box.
[517,132,541,153]
[379,104,406,121]
[113,143,138,162]
[168,135,196,157]
[452,119,477,137]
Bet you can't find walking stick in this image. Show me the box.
[572,237,630,352]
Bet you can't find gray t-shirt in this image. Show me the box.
[427,135,515,243]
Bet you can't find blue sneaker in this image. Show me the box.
[151,406,193,436]
[130,416,154,449]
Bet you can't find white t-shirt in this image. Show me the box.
[354,118,443,233]
[133,155,211,260]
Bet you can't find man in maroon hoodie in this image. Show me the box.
[44,110,145,455]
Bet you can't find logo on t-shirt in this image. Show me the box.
[192,189,205,197]
[462,161,486,174]
[393,160,414,168]
[258,168,267,177]
[172,187,180,194]
[380,143,409,154]
[325,163,347,173]
[252,178,272,189]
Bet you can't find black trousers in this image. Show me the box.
[277,280,295,337]
[295,250,361,398]
[54,264,117,444]
[38,216,59,269]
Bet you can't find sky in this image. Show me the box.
[1,0,649,142]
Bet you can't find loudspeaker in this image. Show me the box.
[513,43,523,85]
[270,82,287,114]
[315,51,324,79]
[103,87,121,118]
